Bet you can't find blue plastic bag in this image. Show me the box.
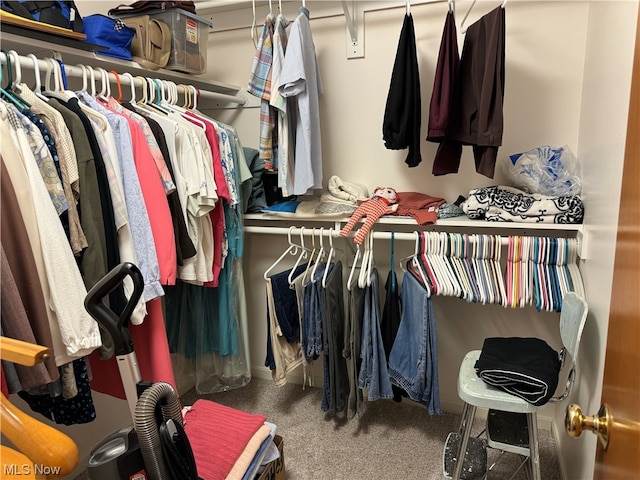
[507,145,582,196]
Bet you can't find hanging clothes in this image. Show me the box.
[270,12,295,197]
[427,10,460,144]
[47,98,111,293]
[321,261,349,415]
[381,263,405,403]
[345,283,365,419]
[382,13,422,167]
[248,12,278,171]
[0,106,102,364]
[388,272,441,414]
[264,265,306,387]
[0,162,59,383]
[278,6,323,195]
[358,269,394,402]
[18,85,88,255]
[432,6,506,178]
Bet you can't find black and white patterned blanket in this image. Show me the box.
[462,185,584,224]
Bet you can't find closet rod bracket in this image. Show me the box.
[341,1,364,59]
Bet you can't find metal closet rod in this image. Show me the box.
[243,225,516,245]
[0,51,247,105]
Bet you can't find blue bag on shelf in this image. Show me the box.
[83,14,136,61]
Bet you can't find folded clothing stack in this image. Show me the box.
[314,175,369,215]
[183,399,270,479]
[261,175,369,218]
[462,185,584,224]
[474,337,561,406]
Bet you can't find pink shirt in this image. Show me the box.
[124,114,177,285]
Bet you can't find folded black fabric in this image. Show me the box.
[474,337,561,406]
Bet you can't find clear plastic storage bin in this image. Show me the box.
[144,8,212,74]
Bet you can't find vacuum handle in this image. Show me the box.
[84,262,144,356]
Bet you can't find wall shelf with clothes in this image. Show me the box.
[0,31,249,107]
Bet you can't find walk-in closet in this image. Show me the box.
[1,1,638,479]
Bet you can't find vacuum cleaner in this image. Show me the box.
[83,263,199,480]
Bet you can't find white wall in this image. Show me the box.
[552,2,638,480]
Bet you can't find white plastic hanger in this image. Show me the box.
[42,57,72,101]
[8,51,21,92]
[121,72,137,104]
[310,228,326,283]
[358,232,371,289]
[359,232,376,288]
[321,228,343,288]
[85,65,97,97]
[288,227,312,286]
[347,242,361,291]
[301,228,319,286]
[26,54,48,102]
[407,232,431,296]
[264,227,299,280]
[76,64,88,94]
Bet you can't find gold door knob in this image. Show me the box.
[565,403,611,450]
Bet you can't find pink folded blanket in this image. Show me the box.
[183,399,267,480]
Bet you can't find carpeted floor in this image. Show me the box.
[75,376,562,480]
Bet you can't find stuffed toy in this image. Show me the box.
[339,187,399,244]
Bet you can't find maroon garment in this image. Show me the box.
[432,6,506,178]
[393,192,446,225]
[427,10,460,142]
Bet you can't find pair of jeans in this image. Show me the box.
[388,272,441,414]
[358,269,394,401]
[302,264,327,362]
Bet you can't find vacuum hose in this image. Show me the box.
[134,382,184,480]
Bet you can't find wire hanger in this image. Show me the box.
[250,0,258,49]
[461,0,507,33]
